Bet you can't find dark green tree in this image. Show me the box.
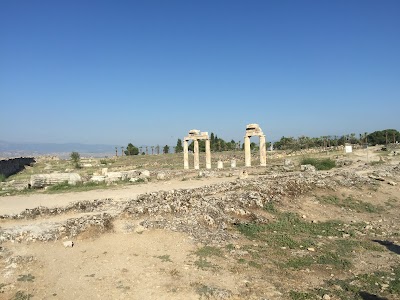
[124,143,139,155]
[175,139,183,153]
[188,140,206,152]
[367,129,400,145]
[163,145,170,154]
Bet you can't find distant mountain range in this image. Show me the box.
[0,141,115,158]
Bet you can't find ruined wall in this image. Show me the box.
[0,157,35,177]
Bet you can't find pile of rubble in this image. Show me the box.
[0,213,113,242]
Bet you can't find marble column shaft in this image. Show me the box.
[183,140,189,169]
[259,135,267,166]
[194,140,200,170]
[205,139,211,169]
[244,136,251,167]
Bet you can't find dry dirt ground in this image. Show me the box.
[0,148,399,300]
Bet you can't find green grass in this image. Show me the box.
[195,246,223,257]
[17,274,35,282]
[300,158,336,170]
[194,258,216,270]
[155,255,172,262]
[289,266,400,300]
[12,291,34,300]
[248,260,261,269]
[237,212,345,241]
[289,290,316,300]
[46,181,108,193]
[0,174,6,182]
[234,205,382,272]
[264,202,278,213]
[317,195,383,213]
[369,160,385,166]
[285,256,315,269]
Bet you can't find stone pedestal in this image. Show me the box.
[217,160,223,169]
[230,160,236,168]
[244,136,251,167]
[205,139,211,169]
[259,135,267,166]
[194,140,199,170]
[183,140,189,169]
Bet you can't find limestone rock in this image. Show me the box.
[239,170,248,179]
[63,241,74,248]
[301,164,316,172]
[90,176,105,182]
[284,159,292,166]
[157,172,166,180]
[30,173,82,188]
[140,170,150,178]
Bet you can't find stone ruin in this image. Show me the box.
[244,123,267,167]
[183,123,267,169]
[183,129,211,170]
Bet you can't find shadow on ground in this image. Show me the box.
[373,240,400,255]
[359,291,388,300]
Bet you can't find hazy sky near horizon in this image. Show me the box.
[1,0,399,146]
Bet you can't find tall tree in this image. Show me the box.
[175,139,183,153]
[124,143,139,155]
[163,145,170,154]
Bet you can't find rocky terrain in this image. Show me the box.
[0,148,399,299]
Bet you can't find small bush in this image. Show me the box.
[0,174,6,182]
[301,158,335,170]
[70,151,81,168]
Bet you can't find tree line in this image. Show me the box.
[122,129,399,155]
[273,129,399,151]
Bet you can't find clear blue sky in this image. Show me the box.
[1,0,399,146]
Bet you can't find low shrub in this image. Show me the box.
[301,158,335,170]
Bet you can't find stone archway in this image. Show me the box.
[244,124,266,167]
[183,130,211,170]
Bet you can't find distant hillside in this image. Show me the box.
[0,141,115,158]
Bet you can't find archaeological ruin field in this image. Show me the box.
[0,145,399,300]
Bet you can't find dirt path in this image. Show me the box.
[0,176,238,215]
[1,230,252,300]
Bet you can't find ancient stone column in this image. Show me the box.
[183,140,189,169]
[244,136,251,167]
[259,135,267,166]
[205,139,211,169]
[194,140,200,170]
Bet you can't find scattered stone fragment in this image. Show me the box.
[301,165,316,172]
[157,172,166,180]
[63,241,74,248]
[368,174,385,181]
